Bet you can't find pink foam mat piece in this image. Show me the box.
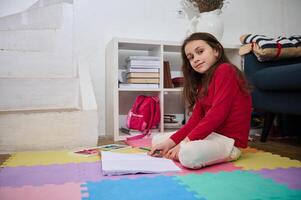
[172,161,242,176]
[125,137,152,148]
[0,183,82,200]
[0,162,101,187]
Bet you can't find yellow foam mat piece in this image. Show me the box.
[99,148,148,159]
[1,150,100,167]
[113,148,145,154]
[1,148,146,167]
[234,151,301,170]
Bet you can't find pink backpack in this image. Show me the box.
[126,95,160,139]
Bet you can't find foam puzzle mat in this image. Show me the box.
[1,139,301,200]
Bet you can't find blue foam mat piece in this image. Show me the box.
[82,175,205,200]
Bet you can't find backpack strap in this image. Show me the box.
[132,95,146,114]
[145,96,160,133]
[126,132,148,141]
[152,96,160,126]
[143,96,156,133]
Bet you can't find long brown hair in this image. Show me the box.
[181,32,250,111]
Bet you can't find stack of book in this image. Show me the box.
[120,56,160,89]
[164,114,182,129]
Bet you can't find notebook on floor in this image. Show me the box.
[101,151,181,176]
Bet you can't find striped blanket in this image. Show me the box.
[239,34,301,61]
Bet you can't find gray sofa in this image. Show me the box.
[244,52,301,142]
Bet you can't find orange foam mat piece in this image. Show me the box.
[233,151,301,170]
[0,183,83,200]
[241,147,261,154]
[1,150,99,167]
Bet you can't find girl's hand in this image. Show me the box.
[148,138,175,157]
[165,144,180,161]
[165,137,190,161]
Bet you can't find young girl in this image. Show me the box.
[149,32,252,169]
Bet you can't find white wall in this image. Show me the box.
[0,0,37,17]
[222,0,301,41]
[1,0,300,136]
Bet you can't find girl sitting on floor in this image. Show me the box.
[149,32,252,169]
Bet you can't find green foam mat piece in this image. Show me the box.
[175,170,301,200]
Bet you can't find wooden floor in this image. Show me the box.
[249,136,301,161]
[1,135,300,166]
[0,154,10,166]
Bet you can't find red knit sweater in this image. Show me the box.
[170,63,252,148]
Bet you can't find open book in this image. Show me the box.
[101,151,181,176]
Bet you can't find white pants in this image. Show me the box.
[152,132,241,169]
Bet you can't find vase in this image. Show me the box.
[188,9,224,41]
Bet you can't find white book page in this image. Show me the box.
[101,151,181,176]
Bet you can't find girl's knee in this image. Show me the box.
[178,140,232,169]
[151,132,174,146]
[151,134,163,146]
[178,142,204,169]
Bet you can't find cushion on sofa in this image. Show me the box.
[252,88,301,114]
[252,63,301,91]
[239,34,301,61]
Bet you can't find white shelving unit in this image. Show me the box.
[105,37,240,141]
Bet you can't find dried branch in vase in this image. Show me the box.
[186,0,225,13]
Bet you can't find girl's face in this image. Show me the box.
[184,40,219,74]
